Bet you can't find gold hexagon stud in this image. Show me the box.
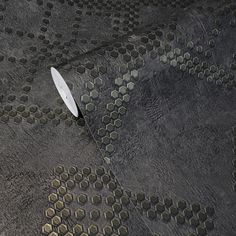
[57,186,67,196]
[48,193,59,203]
[51,216,61,226]
[42,223,53,235]
[57,224,68,235]
[54,200,65,211]
[60,208,71,219]
[45,208,55,218]
[81,233,89,236]
[51,179,61,189]
[49,232,58,236]
[73,224,84,234]
[65,232,73,236]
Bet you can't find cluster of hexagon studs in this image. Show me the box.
[80,64,106,113]
[0,104,84,127]
[42,165,129,236]
[94,69,138,161]
[126,190,215,236]
[158,45,235,89]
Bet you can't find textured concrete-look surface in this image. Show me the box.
[0,0,236,236]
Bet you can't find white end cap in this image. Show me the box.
[50,67,79,117]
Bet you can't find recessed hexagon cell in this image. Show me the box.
[115,98,123,107]
[184,52,191,60]
[111,217,121,229]
[120,196,130,206]
[104,210,114,220]
[112,202,122,213]
[85,81,95,90]
[102,136,110,145]
[110,111,118,119]
[136,192,145,202]
[59,172,68,181]
[88,174,97,183]
[77,193,88,204]
[102,115,110,124]
[106,123,114,132]
[177,56,184,64]
[79,180,89,190]
[106,195,116,206]
[161,211,171,222]
[50,67,78,117]
[94,78,103,86]
[90,90,99,99]
[94,180,103,190]
[75,208,86,220]
[106,103,115,111]
[86,103,95,112]
[98,128,106,137]
[118,107,126,115]
[66,180,75,190]
[81,94,91,104]
[119,210,129,221]
[118,225,128,236]
[147,209,156,220]
[68,166,78,175]
[114,119,122,128]
[103,226,113,235]
[82,167,91,176]
[55,165,64,175]
[174,48,181,56]
[92,194,102,205]
[102,174,111,184]
[141,199,151,210]
[63,193,73,203]
[90,209,100,220]
[106,144,114,153]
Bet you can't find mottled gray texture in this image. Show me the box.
[1,0,236,236]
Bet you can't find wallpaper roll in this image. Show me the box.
[54,1,236,236]
[1,0,236,236]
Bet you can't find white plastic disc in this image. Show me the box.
[50,67,79,117]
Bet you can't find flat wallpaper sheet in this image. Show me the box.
[0,0,236,236]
